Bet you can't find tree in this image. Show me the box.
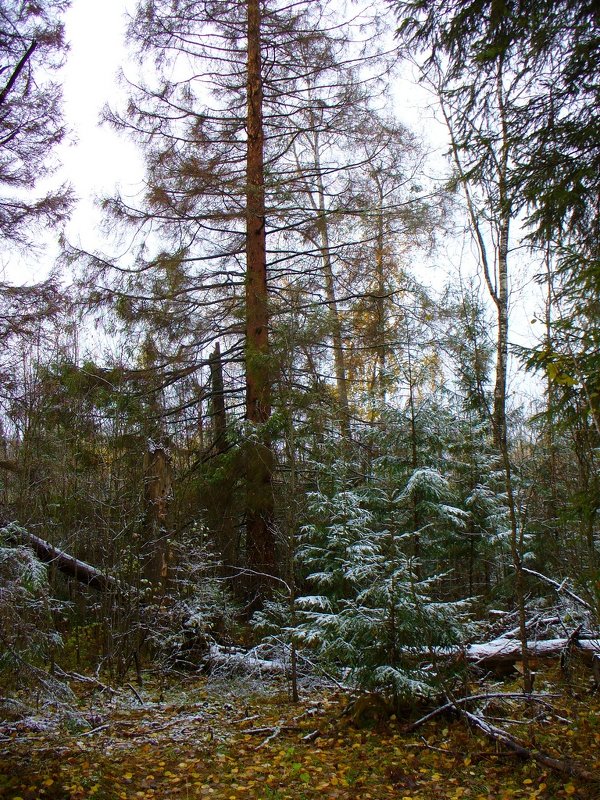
[0,0,71,246]
[95,0,391,600]
[289,434,468,702]
[244,0,275,589]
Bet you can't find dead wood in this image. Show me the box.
[403,692,559,734]
[522,568,593,612]
[466,636,600,668]
[459,707,598,782]
[302,729,321,742]
[7,527,118,592]
[53,667,118,695]
[126,683,144,705]
[243,724,300,735]
[561,625,583,675]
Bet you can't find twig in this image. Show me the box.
[122,713,206,737]
[243,724,300,735]
[293,706,321,722]
[302,729,321,742]
[232,714,260,724]
[418,736,464,755]
[126,683,144,705]
[255,725,282,750]
[406,740,494,759]
[80,724,110,737]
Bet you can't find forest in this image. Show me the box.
[0,0,599,798]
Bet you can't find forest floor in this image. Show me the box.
[1,664,599,800]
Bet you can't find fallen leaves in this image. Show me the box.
[0,669,598,799]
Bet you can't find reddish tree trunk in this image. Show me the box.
[245,0,276,596]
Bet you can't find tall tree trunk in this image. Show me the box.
[406,336,421,578]
[493,215,509,450]
[439,58,532,692]
[206,341,237,576]
[314,205,351,441]
[372,178,387,403]
[209,341,228,455]
[494,65,532,693]
[292,132,351,441]
[245,0,276,598]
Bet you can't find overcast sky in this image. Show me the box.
[59,0,144,253]
[3,0,142,283]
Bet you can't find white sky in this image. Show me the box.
[61,1,141,192]
[59,0,144,253]
[3,0,143,283]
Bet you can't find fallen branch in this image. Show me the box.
[255,725,282,750]
[403,692,559,734]
[54,667,117,696]
[243,724,300,735]
[489,614,560,644]
[301,729,321,742]
[207,644,288,675]
[120,713,207,737]
[80,724,110,737]
[466,637,600,667]
[460,708,598,782]
[5,525,119,593]
[126,683,144,705]
[522,568,593,612]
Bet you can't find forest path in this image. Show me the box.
[0,671,597,800]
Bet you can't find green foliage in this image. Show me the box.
[293,470,470,699]
[255,425,476,700]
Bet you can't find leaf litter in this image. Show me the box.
[0,665,599,800]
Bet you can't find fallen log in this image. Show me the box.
[207,644,288,675]
[5,525,118,592]
[465,637,600,668]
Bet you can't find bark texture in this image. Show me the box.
[245,0,276,594]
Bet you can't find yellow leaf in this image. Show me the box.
[43,779,54,788]
[464,757,471,766]
[564,784,576,795]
